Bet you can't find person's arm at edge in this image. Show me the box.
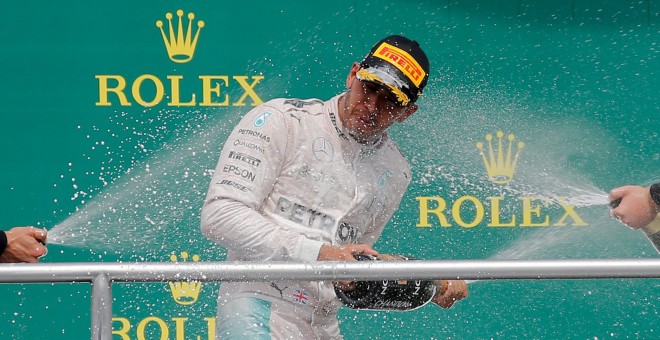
[610,183,660,229]
[0,227,47,263]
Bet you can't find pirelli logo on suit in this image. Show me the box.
[228,151,261,167]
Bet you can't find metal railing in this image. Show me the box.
[2,259,660,339]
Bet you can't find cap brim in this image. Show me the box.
[356,67,411,106]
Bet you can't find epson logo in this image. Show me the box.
[228,151,261,167]
[222,165,256,182]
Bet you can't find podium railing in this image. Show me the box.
[2,259,660,339]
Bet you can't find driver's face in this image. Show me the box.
[340,63,417,143]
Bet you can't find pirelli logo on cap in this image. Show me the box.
[374,42,425,87]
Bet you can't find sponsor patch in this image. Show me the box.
[336,222,360,243]
[312,137,334,163]
[228,151,261,167]
[238,129,270,142]
[222,164,256,182]
[274,196,336,234]
[253,112,272,127]
[233,139,265,154]
[218,179,251,192]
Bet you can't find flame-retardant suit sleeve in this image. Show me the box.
[200,102,324,262]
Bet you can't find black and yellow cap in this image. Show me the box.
[357,35,430,106]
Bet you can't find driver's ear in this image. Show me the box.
[346,62,360,88]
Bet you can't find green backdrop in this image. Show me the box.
[1,0,659,339]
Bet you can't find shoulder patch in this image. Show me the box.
[253,111,272,128]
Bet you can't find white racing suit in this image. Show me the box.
[201,94,411,339]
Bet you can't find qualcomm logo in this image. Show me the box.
[475,131,525,185]
[156,10,205,64]
[168,251,202,306]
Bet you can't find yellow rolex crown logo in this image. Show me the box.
[156,10,204,64]
[476,131,525,185]
[168,251,202,305]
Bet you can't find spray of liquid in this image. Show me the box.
[43,53,656,265]
[45,108,241,257]
[43,62,297,258]
[404,84,657,265]
[491,180,660,261]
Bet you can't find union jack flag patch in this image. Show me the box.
[292,289,309,305]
